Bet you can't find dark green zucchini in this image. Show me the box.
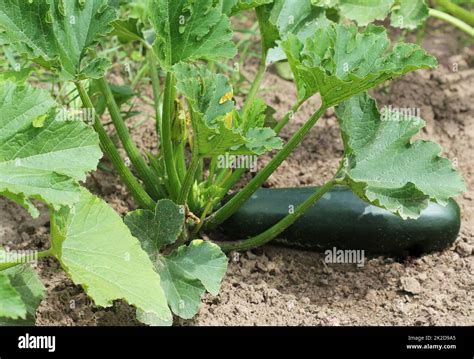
[221,186,461,256]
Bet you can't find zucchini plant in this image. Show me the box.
[0,0,465,325]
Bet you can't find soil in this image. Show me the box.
[0,18,472,326]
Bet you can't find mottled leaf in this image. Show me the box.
[281,23,437,104]
[148,0,236,70]
[0,0,117,80]
[336,93,465,219]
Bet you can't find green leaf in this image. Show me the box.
[51,189,172,326]
[125,199,185,254]
[174,63,282,156]
[0,81,102,217]
[123,200,227,320]
[256,0,330,63]
[148,0,236,70]
[223,0,274,15]
[390,0,429,30]
[338,0,394,26]
[0,264,45,326]
[112,17,145,43]
[336,93,466,219]
[157,240,228,319]
[0,0,117,80]
[0,67,33,84]
[281,23,437,104]
[0,272,25,320]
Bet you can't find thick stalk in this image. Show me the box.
[97,77,162,199]
[435,0,474,27]
[162,72,181,200]
[204,104,327,229]
[429,8,474,37]
[75,82,155,210]
[0,249,52,271]
[178,152,201,205]
[214,179,336,252]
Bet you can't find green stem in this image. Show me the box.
[178,153,201,205]
[274,101,304,134]
[162,72,181,200]
[97,77,162,199]
[0,249,53,271]
[241,44,267,121]
[131,62,149,89]
[147,50,162,135]
[75,81,155,210]
[429,8,474,37]
[204,104,327,229]
[435,0,474,27]
[214,179,336,252]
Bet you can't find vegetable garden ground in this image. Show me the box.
[0,17,472,326]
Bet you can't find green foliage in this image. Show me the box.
[125,200,227,319]
[0,0,118,80]
[336,93,466,218]
[51,189,173,325]
[173,63,282,156]
[281,23,437,104]
[0,264,45,325]
[148,0,237,70]
[0,0,466,326]
[0,81,102,217]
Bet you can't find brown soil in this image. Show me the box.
[0,19,472,326]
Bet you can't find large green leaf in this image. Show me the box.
[51,189,173,326]
[174,63,282,156]
[0,0,117,80]
[0,81,102,217]
[281,23,437,105]
[124,201,228,320]
[0,264,45,326]
[336,93,466,219]
[0,272,25,320]
[148,0,237,70]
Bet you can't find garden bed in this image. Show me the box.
[0,18,472,326]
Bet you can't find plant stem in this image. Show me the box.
[147,50,162,135]
[204,104,327,229]
[162,72,181,200]
[241,46,267,122]
[97,77,162,199]
[178,152,201,205]
[429,8,474,37]
[435,0,474,27]
[0,249,53,271]
[214,179,336,252]
[274,101,304,134]
[75,81,155,210]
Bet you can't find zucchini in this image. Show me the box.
[221,186,461,256]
